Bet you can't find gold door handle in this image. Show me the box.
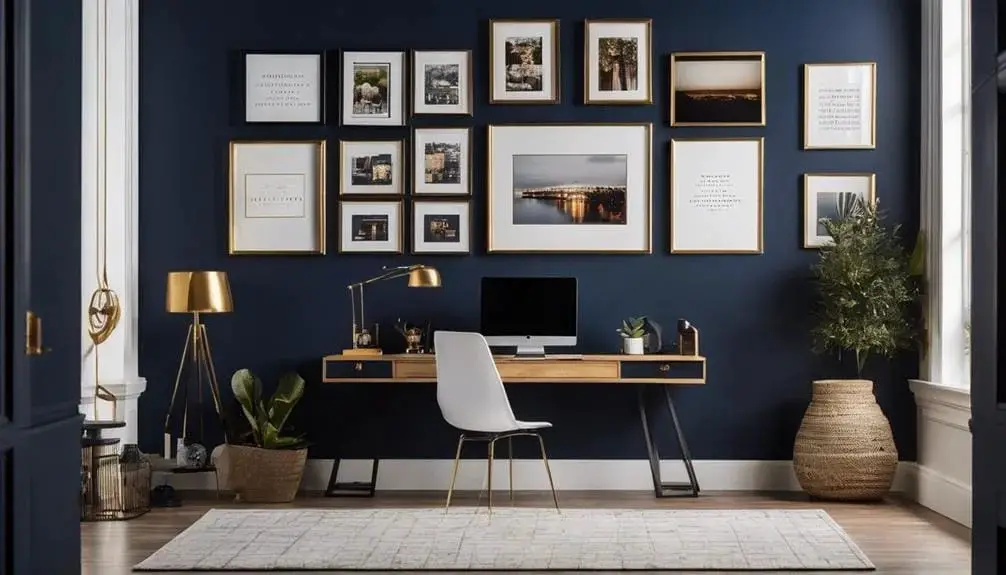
[25,311,49,356]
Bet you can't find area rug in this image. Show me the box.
[133,508,875,571]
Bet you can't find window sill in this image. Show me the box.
[909,379,971,431]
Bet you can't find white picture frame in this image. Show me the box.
[803,62,877,149]
[341,51,406,126]
[338,200,403,254]
[412,50,473,115]
[803,173,877,248]
[490,19,560,104]
[412,200,471,255]
[584,19,652,105]
[244,52,324,123]
[228,140,326,254]
[487,124,652,253]
[413,127,471,196]
[339,140,404,196]
[670,138,763,254]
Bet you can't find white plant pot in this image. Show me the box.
[623,337,645,355]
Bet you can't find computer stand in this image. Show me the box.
[513,345,547,359]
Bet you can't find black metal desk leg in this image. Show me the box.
[663,384,700,495]
[325,457,380,497]
[636,384,699,498]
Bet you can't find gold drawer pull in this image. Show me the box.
[658,364,671,372]
[354,362,363,372]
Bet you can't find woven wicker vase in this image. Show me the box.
[793,379,898,501]
[226,445,307,503]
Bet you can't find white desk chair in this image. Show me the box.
[434,331,559,513]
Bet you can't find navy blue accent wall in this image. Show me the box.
[138,0,921,461]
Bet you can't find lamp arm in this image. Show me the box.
[348,265,422,288]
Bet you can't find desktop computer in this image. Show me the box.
[479,276,578,358]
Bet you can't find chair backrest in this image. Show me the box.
[434,331,520,433]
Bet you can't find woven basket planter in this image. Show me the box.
[793,379,898,501]
[226,444,307,503]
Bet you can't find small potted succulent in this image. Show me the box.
[617,316,647,355]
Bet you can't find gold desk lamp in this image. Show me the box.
[345,265,441,356]
[163,271,233,459]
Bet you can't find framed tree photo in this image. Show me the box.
[584,19,652,105]
[489,19,560,104]
[803,62,877,149]
[341,51,405,126]
[244,51,324,123]
[412,50,473,115]
[412,127,471,196]
[412,200,471,254]
[803,173,877,248]
[339,140,404,196]
[338,200,403,254]
[669,51,766,126]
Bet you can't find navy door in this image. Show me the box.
[1,0,84,573]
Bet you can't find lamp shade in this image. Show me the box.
[407,266,441,288]
[166,271,233,313]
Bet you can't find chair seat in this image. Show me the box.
[516,420,552,430]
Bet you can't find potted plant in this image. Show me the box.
[794,198,917,501]
[618,316,647,355]
[224,369,308,503]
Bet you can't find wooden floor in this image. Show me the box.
[81,491,971,574]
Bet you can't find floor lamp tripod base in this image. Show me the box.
[163,319,226,464]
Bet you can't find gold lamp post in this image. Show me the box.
[163,271,233,458]
[345,265,441,356]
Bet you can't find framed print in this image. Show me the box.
[228,140,326,254]
[584,19,652,105]
[341,51,405,126]
[803,173,877,248]
[244,52,324,123]
[412,50,473,115]
[487,124,652,253]
[413,127,471,196]
[338,200,403,253]
[412,200,471,254]
[339,140,404,196]
[489,19,560,104]
[803,62,877,149]
[670,51,766,126]
[670,138,763,254]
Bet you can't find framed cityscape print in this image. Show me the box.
[339,140,404,196]
[584,19,652,105]
[412,127,471,196]
[244,52,324,123]
[486,124,652,253]
[670,138,763,254]
[803,62,877,149]
[228,140,326,255]
[803,173,877,248]
[338,200,403,253]
[341,51,405,126]
[489,19,560,104]
[412,200,471,254]
[669,51,766,126]
[412,50,473,115]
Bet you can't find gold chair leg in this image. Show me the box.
[508,436,514,501]
[537,434,560,512]
[445,435,464,512]
[487,439,496,514]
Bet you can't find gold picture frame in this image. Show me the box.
[411,199,472,255]
[583,18,653,105]
[489,19,560,104]
[669,51,766,127]
[411,49,474,116]
[802,172,877,249]
[803,62,877,149]
[412,127,473,196]
[337,199,405,254]
[338,139,405,197]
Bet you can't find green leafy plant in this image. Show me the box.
[617,316,647,339]
[811,198,917,377]
[231,369,307,450]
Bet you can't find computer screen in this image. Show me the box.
[480,277,578,345]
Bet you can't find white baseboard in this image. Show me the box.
[913,464,972,527]
[163,458,919,494]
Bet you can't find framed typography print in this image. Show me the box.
[244,52,324,123]
[339,140,404,196]
[228,140,326,254]
[341,51,405,126]
[803,62,877,149]
[489,19,559,104]
[670,51,766,126]
[412,127,471,196]
[412,200,471,255]
[338,200,403,254]
[803,173,877,248]
[412,50,473,115]
[487,124,652,253]
[670,138,763,254]
[584,19,652,105]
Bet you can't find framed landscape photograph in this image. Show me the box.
[339,140,404,196]
[413,127,471,196]
[244,52,324,123]
[487,124,652,253]
[584,19,652,105]
[670,138,763,254]
[803,173,877,248]
[412,50,472,115]
[804,62,877,149]
[412,200,471,254]
[489,19,559,104]
[228,140,326,255]
[670,51,766,126]
[338,200,403,253]
[341,51,405,126]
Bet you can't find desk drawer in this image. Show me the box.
[620,360,704,382]
[325,360,393,380]
[496,360,619,381]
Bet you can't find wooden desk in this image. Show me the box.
[320,353,706,499]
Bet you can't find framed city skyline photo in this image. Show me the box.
[412,200,471,254]
[339,140,404,196]
[490,19,560,104]
[244,52,324,123]
[487,124,652,253]
[584,19,652,105]
[341,51,405,126]
[804,62,877,149]
[670,51,766,126]
[803,173,877,248]
[413,127,471,196]
[412,50,472,115]
[338,200,403,253]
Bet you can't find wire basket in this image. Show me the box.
[80,438,151,521]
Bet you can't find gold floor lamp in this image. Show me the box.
[344,264,441,356]
[163,271,233,459]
